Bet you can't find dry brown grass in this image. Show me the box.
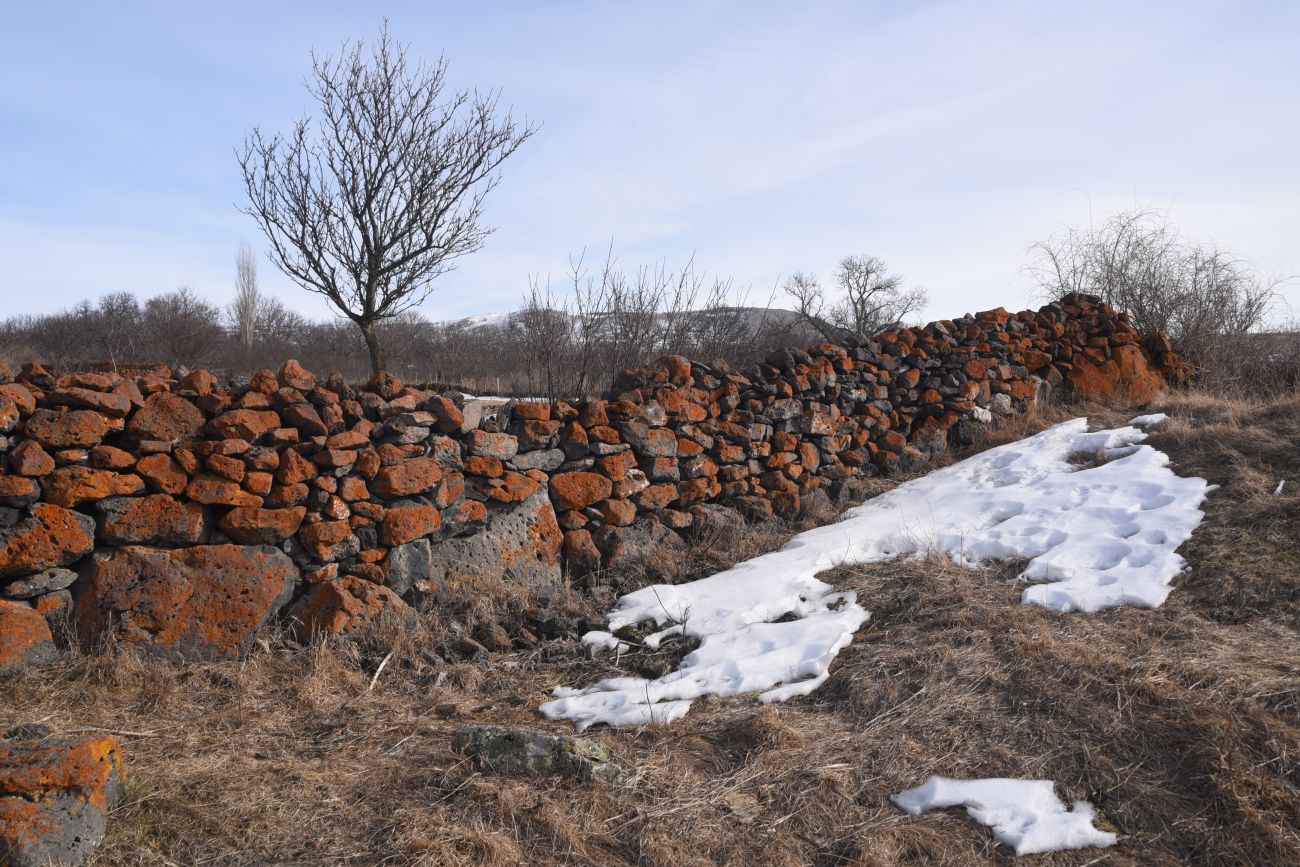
[4,391,1299,865]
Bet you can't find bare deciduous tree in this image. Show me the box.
[238,22,535,374]
[230,242,260,360]
[784,255,927,340]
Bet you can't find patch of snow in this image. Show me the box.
[1129,412,1168,427]
[541,418,1209,730]
[891,776,1118,855]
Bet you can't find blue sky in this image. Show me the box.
[2,0,1297,323]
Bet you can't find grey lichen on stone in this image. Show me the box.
[451,724,624,785]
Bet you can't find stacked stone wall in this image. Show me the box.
[0,293,1185,665]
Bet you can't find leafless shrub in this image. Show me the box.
[500,248,791,400]
[1028,206,1292,386]
[141,287,225,369]
[238,22,535,374]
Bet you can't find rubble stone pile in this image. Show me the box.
[0,294,1184,668]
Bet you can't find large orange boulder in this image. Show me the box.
[1067,344,1164,404]
[73,544,298,661]
[0,503,96,579]
[0,600,58,674]
[96,494,209,547]
[0,732,125,866]
[218,506,306,545]
[288,575,409,638]
[126,391,205,441]
[1111,343,1166,403]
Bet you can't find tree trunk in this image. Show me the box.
[359,318,387,375]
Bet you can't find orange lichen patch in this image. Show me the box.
[74,544,297,661]
[219,506,307,546]
[382,504,442,546]
[41,466,144,508]
[0,734,123,810]
[291,575,408,638]
[372,456,447,498]
[549,471,613,511]
[0,503,95,579]
[0,600,57,673]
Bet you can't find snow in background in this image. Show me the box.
[892,776,1118,855]
[542,416,1209,730]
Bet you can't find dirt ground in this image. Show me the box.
[4,392,1298,866]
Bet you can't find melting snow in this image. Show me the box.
[892,776,1118,855]
[541,417,1209,730]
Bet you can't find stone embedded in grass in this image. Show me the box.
[451,724,623,785]
[0,731,125,867]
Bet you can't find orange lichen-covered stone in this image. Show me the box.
[41,467,143,508]
[46,386,132,418]
[97,494,208,547]
[382,503,442,546]
[372,456,447,498]
[74,544,297,660]
[478,470,541,504]
[207,409,281,441]
[126,391,205,442]
[298,519,358,562]
[0,503,96,578]
[549,471,613,511]
[185,474,262,508]
[23,409,122,448]
[0,732,126,866]
[0,600,58,673]
[289,575,408,638]
[8,439,55,477]
[135,453,188,495]
[219,506,307,545]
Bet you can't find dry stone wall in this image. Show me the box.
[0,294,1184,665]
